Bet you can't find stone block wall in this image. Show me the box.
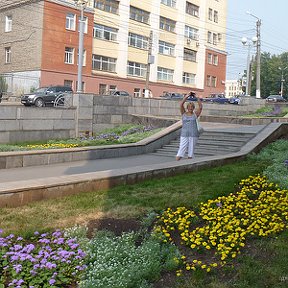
[0,105,76,144]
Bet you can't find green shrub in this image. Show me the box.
[80,231,180,288]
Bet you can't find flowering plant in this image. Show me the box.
[0,229,86,287]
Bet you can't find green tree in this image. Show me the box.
[250,52,288,98]
[0,75,8,92]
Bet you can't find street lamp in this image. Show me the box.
[279,66,287,96]
[247,11,261,99]
[74,0,88,93]
[241,36,257,96]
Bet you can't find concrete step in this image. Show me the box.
[151,129,257,158]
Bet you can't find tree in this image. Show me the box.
[0,75,8,92]
[250,52,288,98]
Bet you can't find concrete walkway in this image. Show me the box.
[0,122,286,208]
[0,122,265,183]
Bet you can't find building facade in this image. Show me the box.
[225,79,243,98]
[0,0,227,97]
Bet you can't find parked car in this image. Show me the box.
[110,90,131,96]
[265,95,287,102]
[229,96,241,105]
[203,93,229,104]
[21,86,73,107]
[160,92,184,100]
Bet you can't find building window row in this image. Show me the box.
[66,13,88,33]
[206,75,217,87]
[93,0,119,14]
[186,2,199,17]
[92,54,116,72]
[161,0,176,8]
[208,8,218,23]
[160,16,176,33]
[184,48,197,62]
[128,33,149,49]
[127,61,147,77]
[207,53,218,65]
[185,25,199,40]
[5,47,11,63]
[159,40,175,56]
[207,31,218,45]
[5,15,12,32]
[130,6,150,24]
[183,72,196,84]
[93,24,118,41]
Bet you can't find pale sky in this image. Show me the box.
[226,0,288,80]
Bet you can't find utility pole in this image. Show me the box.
[279,66,287,96]
[75,0,87,93]
[247,11,261,98]
[255,18,261,99]
[144,31,153,98]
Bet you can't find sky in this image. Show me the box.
[226,0,288,80]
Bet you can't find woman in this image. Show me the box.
[176,92,203,161]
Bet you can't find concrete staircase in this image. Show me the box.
[151,130,257,158]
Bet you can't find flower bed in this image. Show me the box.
[152,174,288,276]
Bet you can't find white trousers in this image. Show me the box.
[176,137,198,158]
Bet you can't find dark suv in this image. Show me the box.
[21,86,73,107]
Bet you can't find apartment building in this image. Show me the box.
[0,0,227,97]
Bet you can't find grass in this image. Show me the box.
[0,159,267,236]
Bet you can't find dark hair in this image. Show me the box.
[189,91,195,97]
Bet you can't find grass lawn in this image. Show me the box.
[0,159,267,236]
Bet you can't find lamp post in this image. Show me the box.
[247,11,261,99]
[279,66,287,96]
[74,0,88,93]
[241,36,257,96]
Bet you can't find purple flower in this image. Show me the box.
[49,279,56,285]
[284,160,288,167]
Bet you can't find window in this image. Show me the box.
[65,47,74,64]
[157,67,174,81]
[183,72,195,84]
[66,13,76,30]
[5,15,12,32]
[208,53,218,65]
[5,47,11,63]
[130,6,149,24]
[213,33,217,45]
[99,84,108,94]
[134,88,141,97]
[127,61,147,77]
[94,24,118,41]
[159,41,175,56]
[208,8,212,20]
[184,48,196,62]
[64,80,73,88]
[207,31,212,43]
[92,54,116,72]
[128,33,148,49]
[161,0,176,8]
[185,25,199,40]
[213,55,218,65]
[206,75,217,87]
[186,2,199,17]
[160,17,175,32]
[214,10,218,23]
[94,0,119,14]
